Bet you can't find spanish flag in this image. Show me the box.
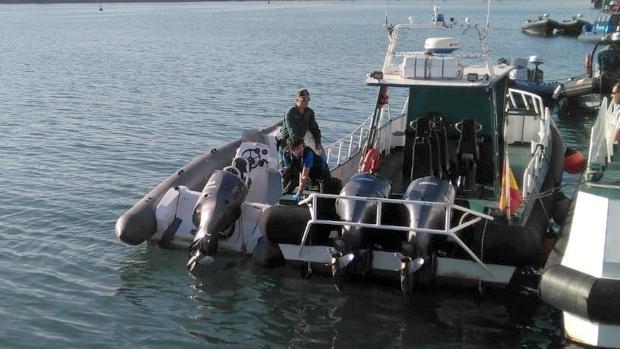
[499,154,523,216]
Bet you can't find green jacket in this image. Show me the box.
[281,106,322,145]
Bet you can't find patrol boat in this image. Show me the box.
[260,12,565,292]
[540,97,620,348]
[115,8,566,293]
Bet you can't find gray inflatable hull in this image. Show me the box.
[115,122,280,245]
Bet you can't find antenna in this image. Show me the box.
[485,0,491,29]
[385,0,389,28]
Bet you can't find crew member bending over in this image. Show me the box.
[281,138,331,199]
[280,89,325,156]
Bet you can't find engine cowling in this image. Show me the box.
[335,173,392,251]
[403,176,455,258]
[189,168,248,262]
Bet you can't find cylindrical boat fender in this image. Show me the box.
[260,204,336,245]
[261,205,311,244]
[564,147,586,174]
[252,236,285,268]
[541,264,620,323]
[561,76,598,98]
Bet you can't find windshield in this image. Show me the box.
[596,48,620,76]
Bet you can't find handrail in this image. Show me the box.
[587,97,620,180]
[323,102,401,168]
[324,112,373,167]
[506,88,550,200]
[383,16,494,78]
[296,193,496,277]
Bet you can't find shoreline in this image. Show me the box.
[0,0,283,3]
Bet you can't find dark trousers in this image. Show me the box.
[281,158,330,195]
[281,163,301,195]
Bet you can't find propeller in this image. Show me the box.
[329,248,356,293]
[187,238,218,271]
[186,251,203,271]
[395,253,425,294]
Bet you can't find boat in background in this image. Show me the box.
[578,8,620,42]
[593,0,603,10]
[558,31,620,115]
[555,14,591,36]
[508,55,562,103]
[541,97,620,348]
[522,14,559,36]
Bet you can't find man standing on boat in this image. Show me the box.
[280,89,325,157]
[611,82,620,142]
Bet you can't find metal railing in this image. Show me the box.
[383,16,494,78]
[587,97,620,179]
[507,88,551,199]
[324,102,405,168]
[296,193,495,277]
[324,113,372,168]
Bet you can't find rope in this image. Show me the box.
[478,220,489,295]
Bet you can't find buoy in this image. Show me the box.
[564,147,586,174]
[584,52,592,76]
[359,148,381,173]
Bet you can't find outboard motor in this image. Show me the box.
[400,176,455,292]
[186,158,249,271]
[336,172,392,250]
[331,172,391,291]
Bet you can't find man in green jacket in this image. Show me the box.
[280,89,324,157]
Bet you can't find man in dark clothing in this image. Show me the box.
[281,138,330,198]
[280,89,324,156]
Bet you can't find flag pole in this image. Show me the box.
[505,153,511,224]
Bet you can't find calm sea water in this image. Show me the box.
[0,1,598,348]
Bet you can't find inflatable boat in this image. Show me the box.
[578,10,620,42]
[508,56,562,104]
[115,7,567,294]
[555,15,591,36]
[540,97,620,348]
[557,31,620,114]
[521,15,559,36]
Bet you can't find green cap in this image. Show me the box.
[296,89,310,98]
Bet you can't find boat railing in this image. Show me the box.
[587,97,620,179]
[324,113,373,168]
[324,103,405,168]
[296,193,496,277]
[507,88,551,199]
[382,16,494,78]
[393,51,483,59]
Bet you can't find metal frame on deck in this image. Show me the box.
[296,193,495,277]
